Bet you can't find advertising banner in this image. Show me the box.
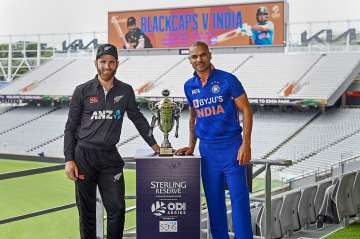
[108,2,285,49]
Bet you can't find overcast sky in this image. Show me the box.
[0,0,359,35]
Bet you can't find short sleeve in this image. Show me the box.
[184,83,193,108]
[266,21,274,31]
[228,75,245,98]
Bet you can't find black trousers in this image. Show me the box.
[74,145,125,239]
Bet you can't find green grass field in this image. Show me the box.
[0,159,56,173]
[0,159,136,239]
[325,223,360,239]
[0,159,284,238]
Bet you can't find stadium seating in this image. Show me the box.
[0,107,67,154]
[251,109,317,159]
[314,180,333,217]
[279,190,301,235]
[250,205,263,236]
[1,52,359,107]
[0,58,76,94]
[251,169,360,238]
[335,171,357,221]
[353,171,360,215]
[235,53,321,99]
[272,108,360,179]
[143,53,252,97]
[259,196,283,238]
[298,185,317,227]
[291,53,360,100]
[25,58,98,96]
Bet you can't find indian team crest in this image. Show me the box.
[211,84,220,94]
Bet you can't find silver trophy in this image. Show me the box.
[148,89,184,156]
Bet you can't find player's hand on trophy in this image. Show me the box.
[151,144,160,154]
[237,143,251,165]
[175,146,194,156]
[65,160,79,181]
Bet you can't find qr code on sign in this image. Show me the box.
[159,220,178,232]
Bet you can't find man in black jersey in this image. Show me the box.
[124,16,153,49]
[64,43,159,239]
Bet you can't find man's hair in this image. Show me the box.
[127,16,136,27]
[189,41,210,52]
[96,43,118,60]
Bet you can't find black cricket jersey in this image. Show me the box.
[64,76,156,162]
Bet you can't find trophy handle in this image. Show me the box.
[175,115,179,138]
[149,115,157,137]
[177,101,185,112]
[148,102,156,114]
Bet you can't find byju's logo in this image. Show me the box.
[91,109,121,120]
[192,96,223,109]
[151,201,166,216]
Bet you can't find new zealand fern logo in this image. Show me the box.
[151,201,166,216]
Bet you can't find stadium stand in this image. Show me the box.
[270,108,360,179]
[116,55,185,95]
[0,106,53,135]
[0,107,320,161]
[251,109,318,159]
[0,58,76,94]
[1,52,359,108]
[235,53,321,99]
[290,53,360,102]
[0,107,66,154]
[23,58,98,96]
[146,53,252,97]
[0,106,14,115]
[250,167,360,238]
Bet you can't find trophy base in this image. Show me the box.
[159,147,173,156]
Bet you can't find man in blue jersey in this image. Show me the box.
[250,6,274,45]
[176,41,253,239]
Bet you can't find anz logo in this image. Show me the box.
[91,109,121,120]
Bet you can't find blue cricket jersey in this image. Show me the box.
[251,21,274,45]
[184,68,245,143]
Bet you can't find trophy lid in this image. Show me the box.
[161,89,170,97]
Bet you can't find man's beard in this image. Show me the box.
[195,62,210,73]
[97,69,116,82]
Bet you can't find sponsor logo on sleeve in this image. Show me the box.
[89,96,99,104]
[191,88,200,95]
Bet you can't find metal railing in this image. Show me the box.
[287,154,360,183]
[0,156,291,239]
[249,159,292,239]
[101,158,292,239]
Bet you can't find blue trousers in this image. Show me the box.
[200,139,253,239]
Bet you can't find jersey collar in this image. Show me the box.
[193,64,216,87]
